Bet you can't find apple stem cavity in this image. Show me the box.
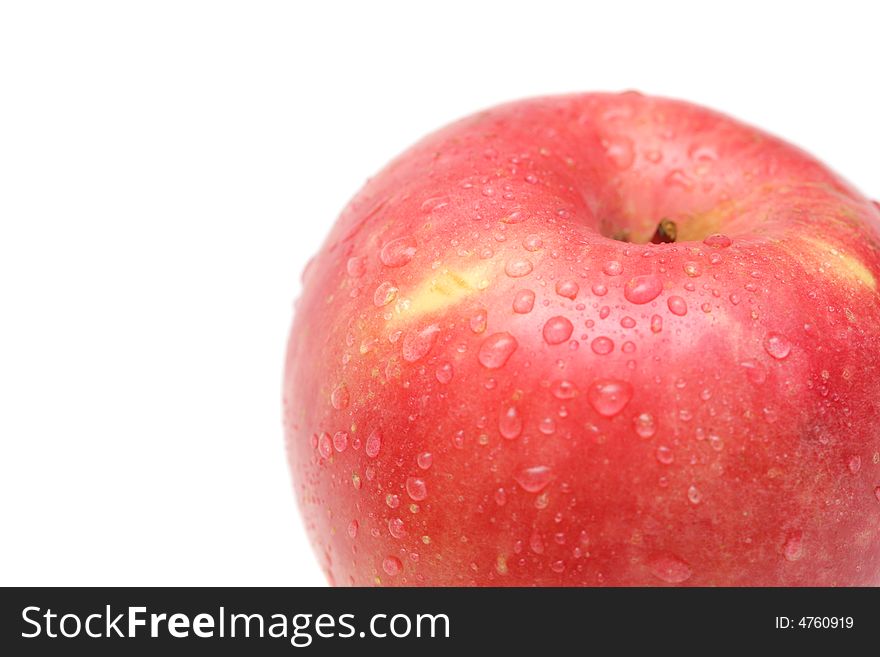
[650,219,678,244]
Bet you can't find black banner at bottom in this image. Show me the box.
[1,587,876,654]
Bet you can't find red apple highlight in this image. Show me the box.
[283,93,880,586]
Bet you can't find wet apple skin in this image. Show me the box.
[284,93,880,586]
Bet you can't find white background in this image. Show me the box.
[1,1,877,586]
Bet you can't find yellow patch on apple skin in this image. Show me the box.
[798,236,876,290]
[391,263,492,323]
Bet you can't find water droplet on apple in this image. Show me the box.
[665,168,695,190]
[534,491,549,509]
[848,455,861,474]
[591,336,614,355]
[373,281,398,307]
[469,309,488,333]
[499,405,523,439]
[602,260,623,276]
[417,452,433,470]
[435,361,454,384]
[478,332,519,368]
[763,332,792,360]
[365,430,382,458]
[555,279,579,299]
[667,295,688,316]
[523,234,543,251]
[634,412,656,438]
[551,379,578,399]
[346,256,367,278]
[406,476,427,501]
[495,487,507,505]
[740,359,767,385]
[543,316,574,345]
[333,431,348,452]
[539,417,556,435]
[318,432,332,459]
[529,531,545,554]
[648,553,693,583]
[388,517,406,539]
[514,465,553,493]
[656,445,674,464]
[683,261,702,277]
[703,233,732,248]
[402,324,440,362]
[420,196,449,213]
[497,204,524,222]
[620,316,636,329]
[591,282,608,296]
[689,144,718,162]
[505,258,533,278]
[382,556,402,576]
[513,289,536,313]
[687,484,702,504]
[380,236,417,268]
[624,274,663,304]
[342,519,358,541]
[651,314,663,333]
[587,379,633,417]
[330,384,350,410]
[783,532,804,561]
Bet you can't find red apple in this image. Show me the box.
[283,92,880,586]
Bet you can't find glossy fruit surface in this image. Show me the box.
[284,92,880,585]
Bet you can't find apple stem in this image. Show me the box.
[650,219,677,244]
